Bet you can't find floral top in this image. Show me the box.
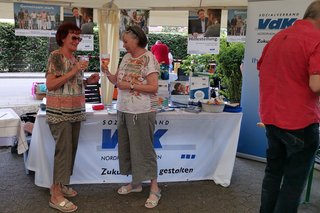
[117,51,160,113]
[45,49,86,124]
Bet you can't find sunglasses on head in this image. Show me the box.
[72,36,82,42]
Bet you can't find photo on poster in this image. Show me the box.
[120,9,149,35]
[170,81,190,105]
[188,8,221,38]
[63,7,94,34]
[227,9,247,42]
[119,9,149,51]
[187,8,221,54]
[63,7,94,51]
[14,3,60,37]
[170,81,189,95]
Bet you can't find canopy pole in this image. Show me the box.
[98,3,120,105]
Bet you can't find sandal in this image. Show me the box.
[61,185,77,198]
[50,185,78,198]
[117,184,142,195]
[145,189,161,209]
[49,198,77,212]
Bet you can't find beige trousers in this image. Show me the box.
[49,121,81,185]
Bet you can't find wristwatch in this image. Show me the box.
[130,83,134,90]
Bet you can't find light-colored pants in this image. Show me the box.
[49,121,81,185]
[117,111,157,184]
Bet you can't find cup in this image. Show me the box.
[78,55,89,70]
[101,53,110,68]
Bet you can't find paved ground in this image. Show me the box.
[0,146,319,213]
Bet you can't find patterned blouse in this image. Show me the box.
[116,51,160,114]
[45,49,86,124]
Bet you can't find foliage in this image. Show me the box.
[147,33,188,60]
[180,54,216,74]
[161,26,188,35]
[174,38,244,103]
[215,38,244,103]
[0,22,49,72]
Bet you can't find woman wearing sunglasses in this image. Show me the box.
[45,22,99,212]
[102,25,161,208]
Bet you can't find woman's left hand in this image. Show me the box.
[87,73,100,84]
[117,81,130,90]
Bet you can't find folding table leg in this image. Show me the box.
[303,161,315,204]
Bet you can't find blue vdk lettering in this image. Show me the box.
[102,129,167,149]
[258,18,297,30]
[102,129,118,149]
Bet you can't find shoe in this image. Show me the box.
[61,185,77,198]
[145,189,161,209]
[50,185,77,198]
[49,198,77,212]
[117,184,142,195]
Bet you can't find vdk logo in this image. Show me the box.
[102,129,167,149]
[258,18,297,30]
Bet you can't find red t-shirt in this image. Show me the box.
[257,20,320,129]
[151,43,169,65]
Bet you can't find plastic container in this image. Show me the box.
[92,104,104,110]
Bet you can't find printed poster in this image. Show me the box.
[187,8,221,54]
[14,3,60,37]
[119,9,149,51]
[64,7,94,51]
[227,9,247,43]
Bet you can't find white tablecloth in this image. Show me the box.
[26,109,242,188]
[0,108,27,153]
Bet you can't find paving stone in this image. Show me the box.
[0,148,319,213]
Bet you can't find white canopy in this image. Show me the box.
[0,0,247,11]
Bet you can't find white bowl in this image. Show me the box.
[201,103,225,113]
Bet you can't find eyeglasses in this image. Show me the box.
[72,36,82,42]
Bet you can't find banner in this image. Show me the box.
[27,111,242,188]
[187,8,221,54]
[238,0,313,160]
[227,9,247,43]
[14,3,60,37]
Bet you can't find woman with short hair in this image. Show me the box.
[102,25,161,209]
[46,22,100,212]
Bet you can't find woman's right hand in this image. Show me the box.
[102,65,110,75]
[74,61,88,72]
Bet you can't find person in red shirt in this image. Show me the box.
[257,1,320,212]
[151,40,170,79]
[151,40,169,65]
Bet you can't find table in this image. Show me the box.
[0,108,27,154]
[26,109,242,188]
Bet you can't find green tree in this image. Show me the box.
[215,39,245,103]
